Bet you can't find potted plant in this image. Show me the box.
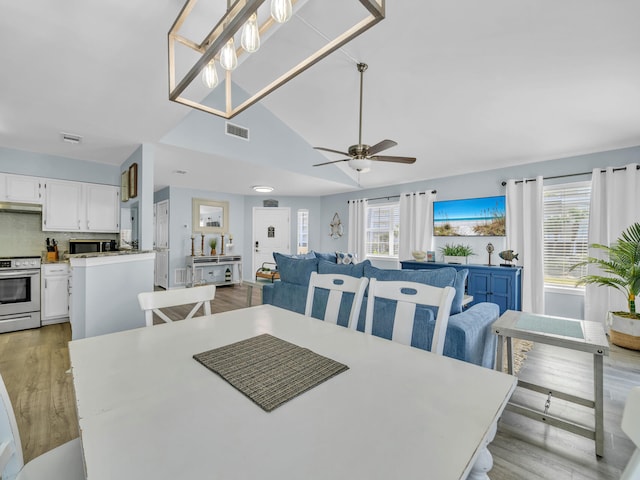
[209,237,218,256]
[440,243,475,264]
[571,222,640,350]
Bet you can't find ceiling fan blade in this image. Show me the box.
[314,146,351,156]
[367,139,398,156]
[369,155,416,164]
[313,158,350,167]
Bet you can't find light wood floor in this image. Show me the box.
[1,284,639,479]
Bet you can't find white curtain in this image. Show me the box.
[348,199,368,261]
[399,191,436,261]
[506,177,545,313]
[585,163,640,325]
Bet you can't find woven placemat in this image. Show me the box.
[193,334,349,412]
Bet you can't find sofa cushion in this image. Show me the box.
[318,259,370,278]
[312,251,337,263]
[451,269,469,315]
[364,263,456,288]
[273,252,318,286]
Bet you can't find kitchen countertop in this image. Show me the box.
[65,250,154,259]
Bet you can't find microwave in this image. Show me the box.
[69,239,117,254]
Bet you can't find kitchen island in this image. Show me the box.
[69,251,154,339]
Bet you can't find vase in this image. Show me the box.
[609,312,640,350]
[210,249,217,256]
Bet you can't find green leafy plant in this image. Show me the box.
[570,222,640,318]
[209,237,218,249]
[439,243,475,257]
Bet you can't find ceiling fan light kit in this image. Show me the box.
[168,0,385,119]
[313,62,417,172]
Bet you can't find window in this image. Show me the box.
[297,209,309,254]
[543,181,591,288]
[365,203,399,257]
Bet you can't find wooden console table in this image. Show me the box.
[493,310,609,457]
[187,255,242,287]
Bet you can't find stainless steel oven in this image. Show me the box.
[0,256,41,333]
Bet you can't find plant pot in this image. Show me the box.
[609,312,640,350]
[210,249,217,256]
[444,255,468,265]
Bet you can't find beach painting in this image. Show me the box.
[433,195,506,236]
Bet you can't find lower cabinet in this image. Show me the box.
[401,261,522,315]
[41,263,70,324]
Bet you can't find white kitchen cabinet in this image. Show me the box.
[4,174,42,204]
[43,179,83,231]
[41,263,70,324]
[43,179,119,232]
[154,250,169,289]
[86,183,120,232]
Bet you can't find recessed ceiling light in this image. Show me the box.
[252,185,274,193]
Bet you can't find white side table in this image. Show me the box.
[492,310,609,457]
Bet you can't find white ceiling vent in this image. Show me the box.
[60,132,83,144]
[225,122,249,141]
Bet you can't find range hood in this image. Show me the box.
[0,202,42,213]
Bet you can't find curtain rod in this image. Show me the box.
[501,165,639,186]
[347,190,437,204]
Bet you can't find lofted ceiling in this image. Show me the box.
[1,1,639,196]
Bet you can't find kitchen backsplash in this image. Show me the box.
[0,211,117,257]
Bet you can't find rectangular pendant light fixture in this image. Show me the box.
[168,0,385,119]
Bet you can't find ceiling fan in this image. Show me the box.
[313,63,416,173]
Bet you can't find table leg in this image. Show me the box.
[467,422,497,480]
[594,353,604,457]
[496,335,504,372]
[506,337,513,375]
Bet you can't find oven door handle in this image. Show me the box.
[0,270,41,277]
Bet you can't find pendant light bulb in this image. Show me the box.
[241,13,260,53]
[271,0,292,23]
[220,38,238,71]
[201,60,219,89]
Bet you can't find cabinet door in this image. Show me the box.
[490,272,513,314]
[43,180,82,231]
[5,174,42,204]
[42,274,69,319]
[467,271,491,305]
[86,184,120,232]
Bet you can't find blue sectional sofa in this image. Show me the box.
[261,252,499,368]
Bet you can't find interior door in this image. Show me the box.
[253,207,290,275]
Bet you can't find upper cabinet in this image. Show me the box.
[3,174,43,204]
[43,179,120,232]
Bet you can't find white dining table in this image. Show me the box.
[69,304,516,480]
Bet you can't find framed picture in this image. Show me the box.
[427,251,436,262]
[129,163,138,198]
[121,171,129,202]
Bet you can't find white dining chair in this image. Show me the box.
[364,278,456,355]
[304,272,369,329]
[137,285,216,327]
[621,386,640,479]
[0,372,85,480]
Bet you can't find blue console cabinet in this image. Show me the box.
[401,261,522,315]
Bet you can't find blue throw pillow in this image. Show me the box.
[273,252,318,286]
[450,269,468,314]
[312,251,337,263]
[318,259,370,278]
